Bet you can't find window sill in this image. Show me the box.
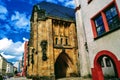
[54,44,73,49]
[94,26,120,40]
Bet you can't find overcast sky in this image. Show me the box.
[0,0,75,64]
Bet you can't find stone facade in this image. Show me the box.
[6,62,14,74]
[0,54,7,75]
[74,0,120,80]
[27,2,80,79]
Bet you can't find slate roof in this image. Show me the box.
[33,1,75,22]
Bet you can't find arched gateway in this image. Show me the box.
[92,50,120,80]
[54,49,73,79]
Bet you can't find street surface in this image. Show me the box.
[6,77,32,80]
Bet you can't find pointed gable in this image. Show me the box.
[31,1,75,22]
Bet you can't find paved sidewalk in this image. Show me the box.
[6,77,32,80]
[57,77,91,80]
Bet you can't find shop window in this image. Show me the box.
[91,2,120,39]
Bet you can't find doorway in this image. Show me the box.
[98,56,118,79]
[54,49,73,79]
[92,50,120,80]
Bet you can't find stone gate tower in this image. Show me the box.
[27,1,79,79]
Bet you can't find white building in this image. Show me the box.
[14,60,23,73]
[0,54,7,75]
[14,61,20,72]
[74,0,120,80]
[6,62,14,74]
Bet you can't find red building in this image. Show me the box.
[22,41,28,76]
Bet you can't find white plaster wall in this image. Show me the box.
[0,57,3,71]
[116,0,120,11]
[10,64,14,73]
[6,63,14,73]
[6,63,9,73]
[75,0,120,69]
[74,0,91,77]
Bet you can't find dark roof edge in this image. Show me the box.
[30,1,75,22]
[47,16,75,22]
[36,1,74,10]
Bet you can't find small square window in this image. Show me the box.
[105,58,111,67]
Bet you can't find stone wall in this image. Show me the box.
[27,14,79,79]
